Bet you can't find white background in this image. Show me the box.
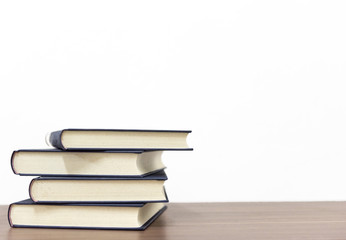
[1,1,346,204]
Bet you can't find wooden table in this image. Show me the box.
[2,202,346,239]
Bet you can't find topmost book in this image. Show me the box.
[46,129,193,151]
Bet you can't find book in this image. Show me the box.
[46,128,193,150]
[11,149,165,177]
[8,199,166,230]
[29,170,168,203]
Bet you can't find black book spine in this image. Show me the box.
[28,178,37,202]
[49,130,65,150]
[8,204,13,227]
[10,151,17,175]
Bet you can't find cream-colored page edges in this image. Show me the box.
[138,203,164,225]
[62,131,189,148]
[137,151,165,173]
[31,180,165,201]
[13,152,140,175]
[10,204,140,228]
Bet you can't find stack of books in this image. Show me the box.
[8,129,192,230]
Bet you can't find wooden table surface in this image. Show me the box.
[2,202,346,240]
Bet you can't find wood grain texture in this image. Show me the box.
[2,202,346,240]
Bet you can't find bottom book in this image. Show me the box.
[8,199,166,230]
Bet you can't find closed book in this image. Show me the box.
[8,199,166,230]
[46,128,193,150]
[11,149,165,177]
[29,170,168,203]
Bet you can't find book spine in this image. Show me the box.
[10,151,18,175]
[7,204,13,227]
[48,130,66,150]
[28,178,38,202]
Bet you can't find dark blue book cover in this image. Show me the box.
[35,169,168,181]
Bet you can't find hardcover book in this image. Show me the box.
[46,128,193,150]
[11,149,165,177]
[8,199,166,230]
[29,170,169,203]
